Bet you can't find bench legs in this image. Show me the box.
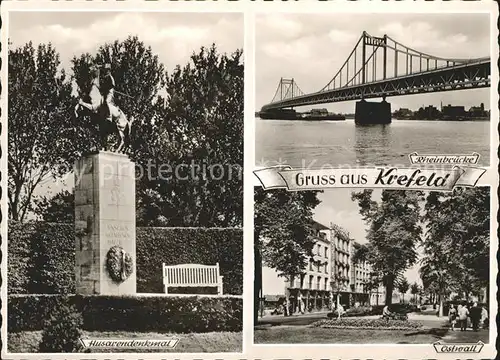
[218,276,224,295]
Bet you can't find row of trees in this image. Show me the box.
[254,187,490,322]
[352,188,489,312]
[8,37,243,227]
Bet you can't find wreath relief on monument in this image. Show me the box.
[106,246,133,283]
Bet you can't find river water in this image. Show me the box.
[255,118,490,167]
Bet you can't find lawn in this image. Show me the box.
[8,331,242,353]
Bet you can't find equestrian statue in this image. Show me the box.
[75,63,134,153]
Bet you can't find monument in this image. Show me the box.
[74,63,136,295]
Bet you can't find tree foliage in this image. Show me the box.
[136,45,243,227]
[255,188,322,278]
[397,277,410,302]
[410,282,420,303]
[8,42,78,222]
[33,190,74,223]
[421,187,489,304]
[254,188,321,323]
[351,190,423,305]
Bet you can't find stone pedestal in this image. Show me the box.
[74,151,136,295]
[355,99,392,125]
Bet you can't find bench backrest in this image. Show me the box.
[163,263,220,286]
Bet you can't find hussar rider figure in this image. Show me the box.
[76,63,133,153]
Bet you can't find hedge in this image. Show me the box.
[8,294,242,333]
[8,222,242,295]
[136,227,243,294]
[312,318,423,330]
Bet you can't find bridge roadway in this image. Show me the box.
[261,59,490,112]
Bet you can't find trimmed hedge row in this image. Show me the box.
[9,294,243,333]
[312,318,423,330]
[136,227,243,294]
[8,222,243,295]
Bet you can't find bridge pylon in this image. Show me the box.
[271,77,305,104]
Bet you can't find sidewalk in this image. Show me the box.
[259,310,330,319]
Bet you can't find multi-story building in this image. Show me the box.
[323,223,352,307]
[261,221,389,316]
[350,242,371,305]
[261,221,332,314]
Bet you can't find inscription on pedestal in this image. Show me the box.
[75,151,136,295]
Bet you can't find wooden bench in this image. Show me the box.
[162,263,224,295]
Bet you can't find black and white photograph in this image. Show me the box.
[255,13,491,168]
[6,11,243,353]
[254,187,491,345]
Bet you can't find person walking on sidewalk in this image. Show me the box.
[469,302,482,332]
[458,303,469,331]
[448,305,457,331]
[337,303,345,320]
[481,306,489,329]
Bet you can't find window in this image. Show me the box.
[324,247,328,258]
[324,264,328,274]
[317,276,321,290]
[317,244,321,255]
[309,275,314,289]
[309,262,313,271]
[324,278,328,290]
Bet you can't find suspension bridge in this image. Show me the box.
[260,31,490,124]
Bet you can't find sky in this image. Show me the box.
[8,11,243,199]
[256,13,491,113]
[9,11,243,74]
[313,189,422,286]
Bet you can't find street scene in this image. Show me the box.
[254,187,490,344]
[255,14,491,167]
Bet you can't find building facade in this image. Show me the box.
[285,221,332,313]
[261,221,332,314]
[261,221,388,315]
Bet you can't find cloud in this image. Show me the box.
[258,14,304,39]
[261,39,312,60]
[9,12,243,73]
[327,29,358,45]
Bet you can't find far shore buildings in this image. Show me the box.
[261,221,386,315]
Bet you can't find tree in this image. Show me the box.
[254,188,321,323]
[410,282,419,304]
[8,42,79,222]
[351,190,423,305]
[132,44,243,227]
[33,190,74,223]
[421,187,490,314]
[397,277,410,303]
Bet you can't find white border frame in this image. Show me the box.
[1,1,498,359]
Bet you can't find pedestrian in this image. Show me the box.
[448,305,457,331]
[283,298,289,317]
[337,303,345,320]
[469,302,482,332]
[458,304,469,331]
[297,293,305,314]
[481,306,488,329]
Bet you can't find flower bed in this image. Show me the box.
[311,318,423,330]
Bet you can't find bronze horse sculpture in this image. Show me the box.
[75,64,134,153]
